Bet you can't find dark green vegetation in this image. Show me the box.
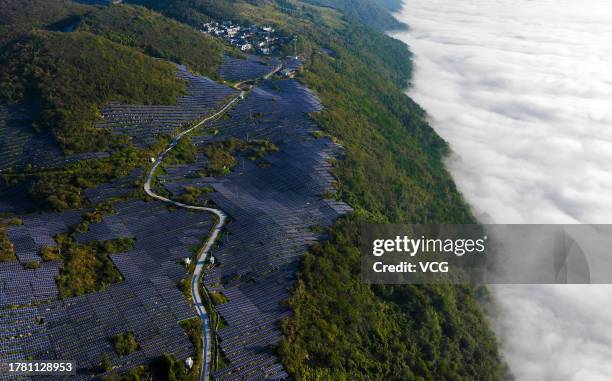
[165,137,198,165]
[112,331,140,356]
[209,291,229,305]
[124,0,505,379]
[0,30,186,154]
[280,219,503,380]
[0,221,16,261]
[0,1,228,212]
[174,186,214,206]
[0,22,182,208]
[178,318,202,381]
[159,353,190,381]
[78,4,226,77]
[26,149,145,210]
[126,0,402,30]
[0,0,90,28]
[283,9,504,381]
[51,234,134,298]
[102,353,113,373]
[23,260,41,269]
[299,0,404,30]
[124,0,237,27]
[201,138,278,176]
[75,202,115,233]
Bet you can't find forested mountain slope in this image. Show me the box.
[77,4,228,77]
[0,1,231,209]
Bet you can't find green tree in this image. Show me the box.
[102,353,112,372]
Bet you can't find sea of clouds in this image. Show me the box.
[392,0,612,380]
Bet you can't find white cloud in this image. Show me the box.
[392,0,612,379]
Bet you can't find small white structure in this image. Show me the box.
[184,257,192,266]
[281,69,296,78]
[210,256,215,265]
[185,357,194,369]
[150,157,155,163]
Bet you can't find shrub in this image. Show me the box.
[112,332,139,356]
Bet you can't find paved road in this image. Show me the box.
[144,89,244,381]
[143,63,282,381]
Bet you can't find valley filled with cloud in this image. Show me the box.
[393,1,612,379]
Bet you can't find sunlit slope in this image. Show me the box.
[0,3,228,154]
[0,0,91,27]
[0,30,186,153]
[77,4,227,77]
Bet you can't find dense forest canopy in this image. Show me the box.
[0,0,91,27]
[77,4,228,77]
[0,30,186,153]
[0,1,230,210]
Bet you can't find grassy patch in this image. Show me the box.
[209,291,229,305]
[179,318,202,380]
[177,278,191,300]
[112,332,139,356]
[201,138,278,176]
[174,186,213,206]
[164,137,198,166]
[0,221,16,262]
[55,235,134,298]
[39,246,61,261]
[23,260,41,269]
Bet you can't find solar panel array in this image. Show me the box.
[0,66,351,380]
[0,302,40,381]
[0,261,61,309]
[6,211,82,264]
[84,168,143,205]
[0,103,66,172]
[0,103,110,173]
[160,78,352,380]
[53,199,213,374]
[0,181,33,214]
[284,57,303,72]
[1,64,242,379]
[74,199,214,279]
[38,263,196,376]
[96,65,237,148]
[0,199,212,378]
[218,55,280,82]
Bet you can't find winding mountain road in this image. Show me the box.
[143,63,282,381]
[143,98,238,381]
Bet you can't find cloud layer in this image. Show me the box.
[392,0,612,379]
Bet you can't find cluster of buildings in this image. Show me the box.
[201,21,293,55]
